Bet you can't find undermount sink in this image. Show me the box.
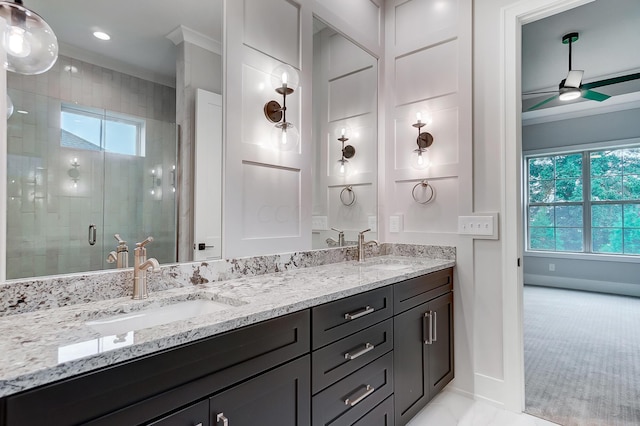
[86,299,238,336]
[356,258,413,271]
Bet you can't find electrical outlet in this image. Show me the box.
[389,215,403,233]
[549,263,555,272]
[312,216,328,230]
[368,216,377,232]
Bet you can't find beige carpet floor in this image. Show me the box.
[524,285,640,426]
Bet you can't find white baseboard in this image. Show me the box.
[473,373,506,408]
[524,273,640,297]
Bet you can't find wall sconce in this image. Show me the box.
[150,168,162,198]
[411,112,434,170]
[67,157,79,188]
[263,64,300,151]
[0,0,59,75]
[170,165,176,193]
[337,127,355,175]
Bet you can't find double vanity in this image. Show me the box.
[0,244,455,425]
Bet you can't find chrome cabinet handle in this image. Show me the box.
[216,413,228,426]
[433,311,438,342]
[88,224,97,246]
[344,384,375,406]
[344,342,374,360]
[423,311,433,345]
[344,305,374,320]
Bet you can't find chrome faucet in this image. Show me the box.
[106,234,129,268]
[357,228,378,262]
[133,236,160,300]
[326,227,345,247]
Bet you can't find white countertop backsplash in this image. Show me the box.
[0,243,455,398]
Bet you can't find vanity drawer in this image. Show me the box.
[393,268,453,314]
[312,319,393,394]
[312,286,393,350]
[312,352,393,426]
[352,396,394,426]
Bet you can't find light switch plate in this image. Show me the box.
[389,215,403,233]
[312,216,328,230]
[457,213,499,239]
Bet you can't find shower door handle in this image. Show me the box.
[88,224,97,246]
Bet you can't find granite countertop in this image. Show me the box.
[0,255,454,398]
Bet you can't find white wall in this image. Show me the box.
[223,0,383,258]
[383,0,475,398]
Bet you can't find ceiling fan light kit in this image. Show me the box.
[524,31,640,111]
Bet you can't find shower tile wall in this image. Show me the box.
[6,55,177,279]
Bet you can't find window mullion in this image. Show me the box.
[583,151,592,253]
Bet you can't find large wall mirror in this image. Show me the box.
[3,0,223,280]
[311,17,378,249]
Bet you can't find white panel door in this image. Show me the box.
[194,89,223,261]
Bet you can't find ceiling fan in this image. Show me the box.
[525,32,640,111]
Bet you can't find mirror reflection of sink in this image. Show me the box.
[86,299,238,336]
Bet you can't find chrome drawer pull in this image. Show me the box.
[433,311,438,342]
[344,305,374,320]
[216,413,228,426]
[423,311,433,345]
[344,342,375,360]
[344,384,375,406]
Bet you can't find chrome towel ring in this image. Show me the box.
[340,185,357,206]
[412,180,435,204]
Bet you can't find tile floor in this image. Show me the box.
[406,390,560,426]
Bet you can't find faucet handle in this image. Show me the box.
[331,227,344,234]
[136,236,154,248]
[114,233,126,244]
[359,228,372,235]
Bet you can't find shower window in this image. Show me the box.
[61,104,145,156]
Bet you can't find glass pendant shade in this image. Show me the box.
[6,94,13,118]
[0,1,58,75]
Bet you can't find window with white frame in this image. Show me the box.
[526,146,640,255]
[60,104,145,156]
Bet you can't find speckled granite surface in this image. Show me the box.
[0,244,455,397]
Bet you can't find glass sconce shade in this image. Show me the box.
[271,121,299,151]
[411,148,431,170]
[0,1,58,75]
[270,63,299,92]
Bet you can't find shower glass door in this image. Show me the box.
[6,88,177,280]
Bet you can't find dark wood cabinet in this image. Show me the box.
[352,396,394,426]
[393,272,454,426]
[210,356,310,426]
[147,399,209,426]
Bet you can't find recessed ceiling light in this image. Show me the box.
[93,31,111,41]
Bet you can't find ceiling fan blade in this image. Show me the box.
[582,72,640,90]
[527,94,559,111]
[582,90,611,102]
[564,70,583,88]
[523,90,558,96]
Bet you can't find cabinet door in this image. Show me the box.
[210,356,310,426]
[147,399,208,426]
[393,302,428,426]
[428,292,454,395]
[393,291,454,426]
